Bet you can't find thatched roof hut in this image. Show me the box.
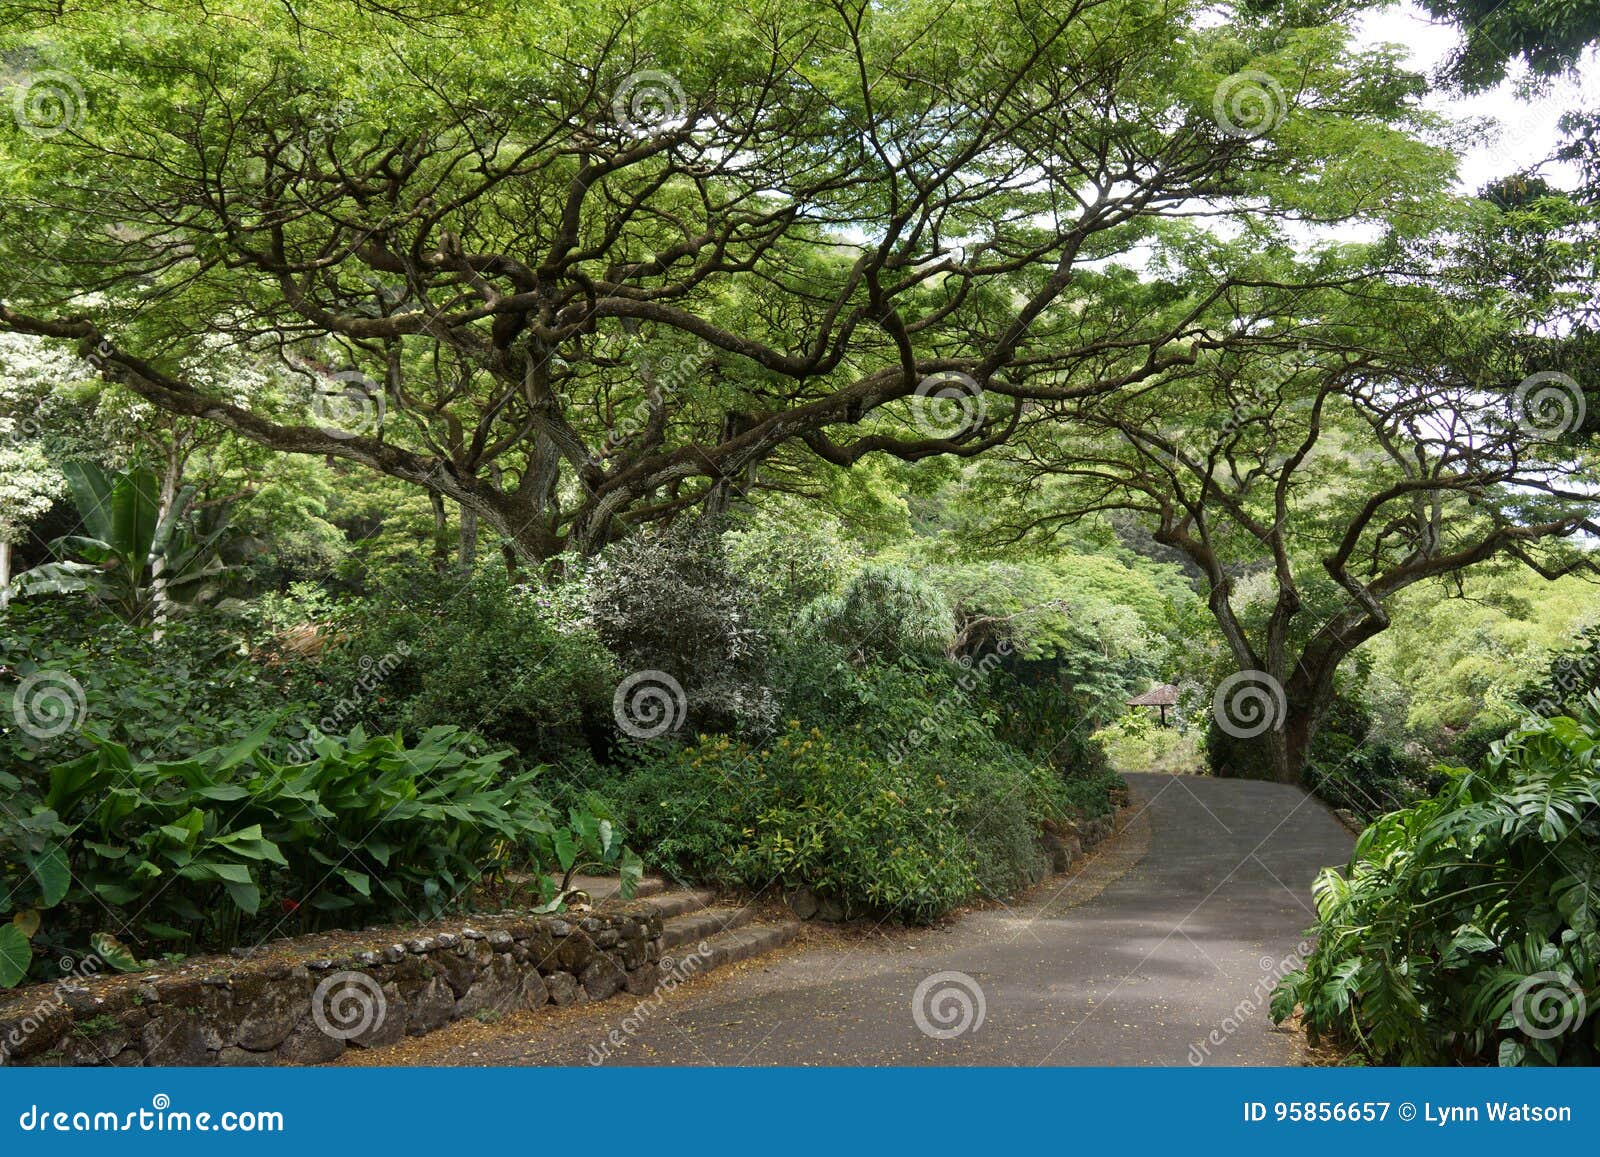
[1126,682,1178,725]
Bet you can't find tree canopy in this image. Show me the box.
[2,0,1457,558]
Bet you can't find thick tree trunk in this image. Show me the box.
[1213,681,1330,785]
[1265,705,1316,784]
[429,493,450,573]
[458,505,478,570]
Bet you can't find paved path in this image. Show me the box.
[361,772,1354,1066]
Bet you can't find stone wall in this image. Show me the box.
[0,905,664,1067]
[1042,811,1118,873]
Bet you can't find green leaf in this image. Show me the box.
[206,862,256,885]
[222,879,261,915]
[0,924,32,987]
[551,827,578,874]
[88,931,142,973]
[25,844,71,908]
[139,922,191,942]
[619,849,644,899]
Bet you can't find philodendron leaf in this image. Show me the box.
[552,827,578,874]
[0,924,31,987]
[25,844,70,908]
[12,910,42,939]
[619,850,644,899]
[88,931,142,973]
[223,880,262,915]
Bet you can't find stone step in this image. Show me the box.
[660,905,756,950]
[636,887,718,919]
[568,873,668,901]
[696,921,800,970]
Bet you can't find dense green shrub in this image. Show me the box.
[1093,710,1203,774]
[1203,711,1279,781]
[794,563,953,663]
[605,725,980,922]
[585,521,775,736]
[937,755,1062,898]
[599,638,1124,919]
[0,602,312,773]
[1272,702,1600,1065]
[1,725,563,983]
[310,566,617,761]
[759,639,1119,893]
[1450,623,1600,766]
[982,668,1112,784]
[1304,742,1438,821]
[724,509,860,627]
[1302,695,1433,819]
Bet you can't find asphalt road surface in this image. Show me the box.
[357,772,1354,1066]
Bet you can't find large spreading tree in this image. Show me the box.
[972,214,1600,782]
[0,0,1450,558]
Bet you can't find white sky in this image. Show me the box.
[1357,0,1600,191]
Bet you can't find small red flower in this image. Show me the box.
[281,898,300,914]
